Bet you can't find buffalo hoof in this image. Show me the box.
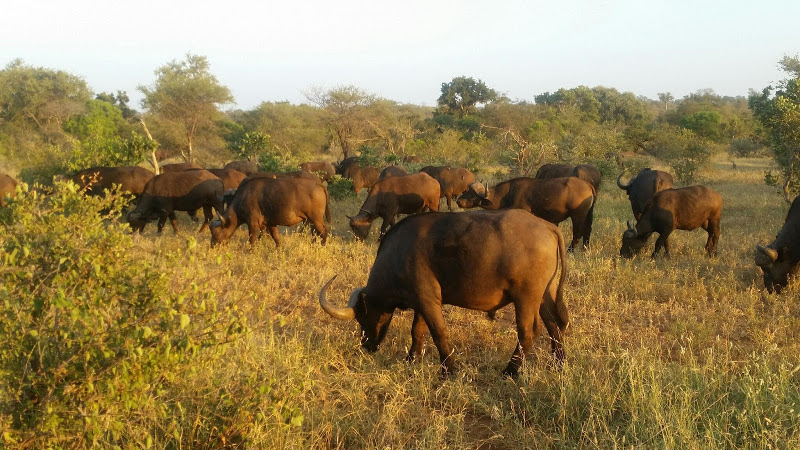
[501,365,520,379]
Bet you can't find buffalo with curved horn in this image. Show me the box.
[616,168,674,219]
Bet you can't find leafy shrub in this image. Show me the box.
[728,138,766,158]
[0,182,249,447]
[327,175,356,200]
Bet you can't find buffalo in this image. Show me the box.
[457,177,596,251]
[755,195,800,293]
[349,172,440,241]
[347,165,381,194]
[616,168,675,219]
[420,165,476,211]
[71,166,154,196]
[223,160,259,176]
[536,163,602,192]
[0,173,17,207]
[127,169,224,234]
[299,161,336,181]
[210,177,330,247]
[334,156,360,175]
[620,185,722,258]
[206,168,248,190]
[319,209,569,377]
[160,162,204,172]
[379,165,408,179]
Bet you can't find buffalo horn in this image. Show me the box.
[318,275,356,321]
[756,244,778,262]
[616,173,634,190]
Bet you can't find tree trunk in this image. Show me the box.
[139,118,159,175]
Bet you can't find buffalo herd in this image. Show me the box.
[1,157,798,376]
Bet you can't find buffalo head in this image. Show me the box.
[318,276,394,352]
[456,182,490,209]
[348,211,374,241]
[755,244,794,294]
[620,220,648,258]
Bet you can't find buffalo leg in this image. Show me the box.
[582,200,594,249]
[445,195,453,212]
[406,312,429,362]
[198,205,212,233]
[503,298,542,378]
[168,212,180,234]
[539,295,566,365]
[652,231,672,258]
[416,304,454,374]
[309,218,328,245]
[156,211,169,234]
[704,220,721,256]
[267,225,281,247]
[568,215,583,252]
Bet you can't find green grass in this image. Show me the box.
[43,157,800,447]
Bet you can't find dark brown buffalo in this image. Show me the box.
[379,165,408,179]
[349,172,440,241]
[335,157,360,175]
[210,177,330,247]
[420,165,476,211]
[127,169,224,234]
[319,208,569,377]
[160,162,204,172]
[457,177,596,251]
[620,185,722,258]
[71,166,154,196]
[616,168,675,219]
[0,173,17,207]
[206,168,247,190]
[223,160,258,176]
[299,161,336,181]
[755,195,800,293]
[536,163,603,192]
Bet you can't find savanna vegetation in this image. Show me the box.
[1,53,799,448]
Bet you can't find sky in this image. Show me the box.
[3,0,799,110]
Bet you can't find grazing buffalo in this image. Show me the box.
[349,172,440,241]
[620,185,722,258]
[210,177,330,247]
[755,195,800,293]
[0,173,17,206]
[616,168,675,219]
[379,165,408,179]
[127,169,224,234]
[420,166,476,211]
[457,177,596,251]
[71,166,154,196]
[223,160,259,176]
[536,163,602,192]
[319,209,569,377]
[299,161,336,181]
[206,168,248,190]
[160,162,204,172]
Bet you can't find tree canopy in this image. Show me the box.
[139,53,233,162]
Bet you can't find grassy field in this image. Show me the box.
[58,157,800,448]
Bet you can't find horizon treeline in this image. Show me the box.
[1,53,798,194]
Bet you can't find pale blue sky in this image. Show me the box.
[3,0,798,109]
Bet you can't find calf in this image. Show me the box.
[620,185,722,258]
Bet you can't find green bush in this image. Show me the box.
[327,175,356,200]
[0,182,249,447]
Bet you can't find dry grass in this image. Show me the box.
[129,157,800,448]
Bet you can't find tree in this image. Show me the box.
[96,91,136,119]
[0,59,90,132]
[437,76,497,118]
[305,85,380,159]
[138,54,233,162]
[749,55,800,201]
[658,92,674,110]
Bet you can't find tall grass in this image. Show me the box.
[4,157,800,448]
